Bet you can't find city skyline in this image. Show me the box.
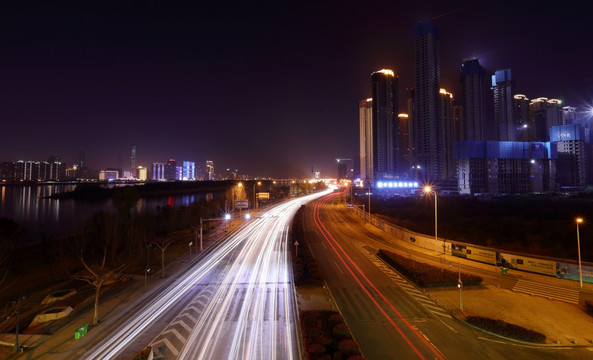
[1,1,592,178]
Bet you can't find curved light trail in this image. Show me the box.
[84,189,331,360]
[312,190,445,360]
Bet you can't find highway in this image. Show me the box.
[77,189,331,360]
[306,190,591,359]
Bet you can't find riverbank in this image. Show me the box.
[47,180,232,200]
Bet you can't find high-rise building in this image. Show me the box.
[165,159,176,180]
[439,89,456,179]
[398,113,410,174]
[130,144,136,178]
[530,98,563,141]
[413,19,441,181]
[137,166,148,180]
[182,161,195,180]
[359,98,373,182]
[461,58,487,142]
[371,69,399,180]
[492,69,515,141]
[550,124,592,188]
[405,88,416,170]
[513,94,531,141]
[206,160,214,180]
[336,159,349,179]
[152,162,165,180]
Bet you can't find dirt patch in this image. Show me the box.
[426,284,593,345]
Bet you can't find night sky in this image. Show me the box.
[1,1,592,178]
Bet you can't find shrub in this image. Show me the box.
[466,316,546,343]
[378,250,482,288]
[309,343,326,356]
[338,339,360,356]
[332,323,351,339]
[328,313,344,326]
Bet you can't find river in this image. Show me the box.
[0,183,223,244]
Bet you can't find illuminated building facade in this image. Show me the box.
[398,113,410,174]
[492,69,515,141]
[137,166,148,180]
[371,69,399,180]
[359,98,373,182]
[152,162,165,180]
[413,19,442,181]
[206,160,214,180]
[182,161,195,180]
[456,141,554,195]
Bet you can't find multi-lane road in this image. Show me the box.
[306,190,592,359]
[75,190,331,359]
[48,188,593,359]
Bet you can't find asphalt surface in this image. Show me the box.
[303,190,593,359]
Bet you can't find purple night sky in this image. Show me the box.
[1,1,592,178]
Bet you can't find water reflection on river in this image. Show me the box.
[0,184,221,243]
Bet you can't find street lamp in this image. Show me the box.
[424,186,439,254]
[253,181,261,209]
[367,187,371,223]
[576,218,584,287]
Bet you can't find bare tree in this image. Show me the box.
[149,236,177,279]
[72,212,128,325]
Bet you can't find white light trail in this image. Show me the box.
[84,189,331,360]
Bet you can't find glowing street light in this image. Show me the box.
[576,218,584,287]
[424,186,439,254]
[254,181,261,209]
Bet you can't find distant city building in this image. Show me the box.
[359,98,373,182]
[182,161,195,180]
[152,162,165,180]
[15,160,39,181]
[99,169,118,181]
[130,144,136,178]
[371,69,399,180]
[137,166,148,180]
[206,160,214,180]
[176,166,183,180]
[492,69,515,141]
[461,58,487,141]
[413,19,441,181]
[165,159,176,180]
[336,159,349,179]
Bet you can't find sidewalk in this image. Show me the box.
[340,203,593,345]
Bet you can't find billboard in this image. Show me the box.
[451,244,496,265]
[497,253,556,276]
[257,192,270,199]
[235,199,249,209]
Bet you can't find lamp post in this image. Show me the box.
[576,218,584,287]
[367,187,371,223]
[424,186,439,254]
[253,181,261,209]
